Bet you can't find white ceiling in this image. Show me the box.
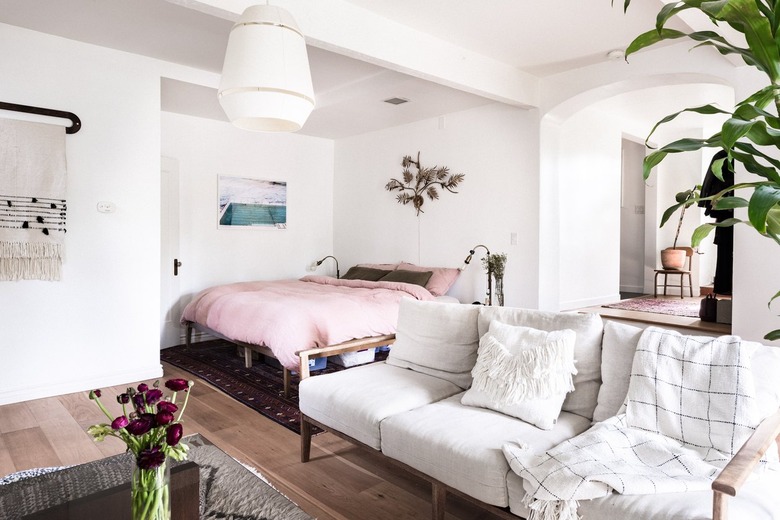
[0,0,705,138]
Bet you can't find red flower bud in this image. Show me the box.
[157,401,178,413]
[146,388,163,404]
[156,410,174,425]
[164,379,190,392]
[166,423,183,446]
[137,383,149,393]
[111,416,129,430]
[125,416,153,436]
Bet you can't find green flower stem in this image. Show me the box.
[132,462,170,520]
[92,396,114,423]
[175,387,192,423]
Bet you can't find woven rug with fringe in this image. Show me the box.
[161,339,387,435]
[602,296,701,318]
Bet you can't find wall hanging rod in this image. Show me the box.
[0,101,81,134]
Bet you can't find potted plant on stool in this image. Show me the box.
[660,185,700,269]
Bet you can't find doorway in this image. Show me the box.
[619,138,646,297]
[160,156,181,348]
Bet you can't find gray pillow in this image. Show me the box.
[379,269,433,287]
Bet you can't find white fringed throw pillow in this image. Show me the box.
[461,321,577,430]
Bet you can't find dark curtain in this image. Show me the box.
[698,150,734,295]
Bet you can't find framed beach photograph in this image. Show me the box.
[217,175,287,229]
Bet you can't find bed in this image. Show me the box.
[181,263,461,396]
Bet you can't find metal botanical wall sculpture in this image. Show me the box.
[385,152,465,215]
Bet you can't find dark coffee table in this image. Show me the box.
[0,434,313,520]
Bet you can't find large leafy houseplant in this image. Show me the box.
[620,0,780,340]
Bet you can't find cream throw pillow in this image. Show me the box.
[461,321,577,430]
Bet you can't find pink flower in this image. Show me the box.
[166,423,183,446]
[157,401,177,413]
[111,416,129,430]
[137,446,166,470]
[156,410,174,425]
[145,388,163,404]
[137,383,149,393]
[125,416,153,436]
[165,379,190,392]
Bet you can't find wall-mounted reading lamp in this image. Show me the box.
[463,244,492,305]
[316,255,340,279]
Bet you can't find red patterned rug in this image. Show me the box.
[602,296,701,318]
[160,340,387,435]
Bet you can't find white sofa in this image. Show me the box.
[299,299,780,519]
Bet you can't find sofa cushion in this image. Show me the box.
[478,307,604,420]
[593,320,780,423]
[593,320,644,422]
[298,362,462,449]
[461,321,577,430]
[507,469,780,520]
[380,394,591,507]
[387,299,481,389]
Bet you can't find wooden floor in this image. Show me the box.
[0,362,501,520]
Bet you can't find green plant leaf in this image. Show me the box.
[645,105,731,145]
[748,184,780,232]
[691,223,716,246]
[766,329,780,341]
[625,28,688,58]
[660,201,686,227]
[712,196,749,209]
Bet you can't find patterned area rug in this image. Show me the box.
[602,296,701,318]
[161,340,387,435]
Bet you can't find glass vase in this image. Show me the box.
[131,460,171,520]
[494,276,505,307]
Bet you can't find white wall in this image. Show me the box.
[333,103,539,307]
[556,107,623,309]
[161,112,335,305]
[0,24,163,404]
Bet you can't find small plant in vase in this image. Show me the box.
[660,185,700,269]
[482,253,508,306]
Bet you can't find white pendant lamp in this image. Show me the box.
[218,4,314,132]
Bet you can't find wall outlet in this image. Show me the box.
[97,201,116,213]
[510,232,518,245]
[634,205,645,215]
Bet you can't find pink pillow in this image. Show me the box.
[398,262,460,296]
[358,263,400,271]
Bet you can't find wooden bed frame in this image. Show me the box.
[183,321,395,397]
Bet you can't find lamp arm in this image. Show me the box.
[315,255,340,279]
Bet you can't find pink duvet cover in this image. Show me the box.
[181,275,435,370]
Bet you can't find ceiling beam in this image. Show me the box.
[166,0,540,108]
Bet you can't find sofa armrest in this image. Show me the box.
[712,407,780,519]
[296,334,395,380]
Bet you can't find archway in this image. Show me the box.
[537,74,735,311]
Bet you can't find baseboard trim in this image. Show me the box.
[560,293,622,311]
[0,365,164,406]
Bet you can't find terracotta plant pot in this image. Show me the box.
[660,248,686,270]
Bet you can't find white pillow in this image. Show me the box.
[387,299,481,389]
[478,307,603,420]
[461,321,577,430]
[592,320,644,422]
[593,320,780,424]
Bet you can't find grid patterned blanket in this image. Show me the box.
[503,327,761,520]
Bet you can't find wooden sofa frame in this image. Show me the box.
[300,401,780,520]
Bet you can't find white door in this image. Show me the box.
[160,156,181,348]
[619,139,646,295]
